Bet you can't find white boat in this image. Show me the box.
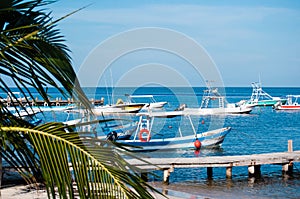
[92,103,145,115]
[91,97,146,115]
[13,109,42,126]
[26,104,76,112]
[102,121,138,140]
[274,95,300,110]
[183,83,252,115]
[126,94,167,110]
[246,82,287,106]
[101,111,231,152]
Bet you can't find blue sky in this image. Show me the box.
[48,0,300,87]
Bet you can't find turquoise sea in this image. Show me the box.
[2,86,300,198]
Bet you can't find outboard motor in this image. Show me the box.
[106,131,118,141]
[273,101,281,109]
[175,103,187,111]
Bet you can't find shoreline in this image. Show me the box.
[2,171,300,199]
[0,172,184,199]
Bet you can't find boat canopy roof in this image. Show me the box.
[126,94,154,98]
[287,95,300,98]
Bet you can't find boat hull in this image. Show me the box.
[92,103,144,115]
[117,127,231,152]
[276,105,300,110]
[257,99,286,106]
[183,107,252,115]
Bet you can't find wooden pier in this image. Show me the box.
[127,141,300,184]
[3,97,104,107]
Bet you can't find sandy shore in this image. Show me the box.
[1,184,48,199]
[0,171,187,198]
[1,184,185,199]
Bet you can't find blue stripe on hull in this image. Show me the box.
[117,127,231,152]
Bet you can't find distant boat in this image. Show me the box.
[92,103,145,115]
[13,109,42,126]
[246,82,287,106]
[101,111,231,152]
[125,94,167,110]
[102,120,138,140]
[183,82,253,115]
[26,104,76,112]
[92,98,145,115]
[274,95,300,110]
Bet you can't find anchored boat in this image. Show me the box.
[274,95,300,110]
[183,82,253,115]
[246,82,286,106]
[102,111,231,152]
[126,94,167,110]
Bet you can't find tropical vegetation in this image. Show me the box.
[0,0,158,198]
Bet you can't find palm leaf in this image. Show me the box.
[0,125,158,199]
[0,0,91,110]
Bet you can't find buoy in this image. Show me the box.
[201,119,205,124]
[194,149,200,156]
[194,139,201,149]
[139,129,151,142]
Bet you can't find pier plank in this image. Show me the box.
[127,151,300,183]
[127,151,300,170]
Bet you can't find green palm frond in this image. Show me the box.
[0,124,157,199]
[0,0,91,110]
[0,1,162,199]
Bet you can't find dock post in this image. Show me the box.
[248,165,261,178]
[141,172,148,182]
[163,170,169,184]
[288,140,293,152]
[163,166,174,185]
[207,167,213,179]
[226,167,232,179]
[282,161,293,177]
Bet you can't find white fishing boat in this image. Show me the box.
[13,109,42,126]
[246,82,286,106]
[102,121,138,140]
[92,103,145,115]
[92,98,145,115]
[274,95,300,110]
[101,111,231,152]
[126,94,167,110]
[26,104,76,112]
[183,83,252,115]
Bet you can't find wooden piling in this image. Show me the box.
[288,140,293,152]
[282,161,293,176]
[127,150,300,184]
[163,169,170,184]
[141,172,148,182]
[163,166,174,184]
[207,167,213,179]
[226,167,232,179]
[248,165,261,178]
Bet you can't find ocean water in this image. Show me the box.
[2,86,300,198]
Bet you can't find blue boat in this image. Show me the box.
[105,112,231,152]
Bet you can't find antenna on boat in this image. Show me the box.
[110,68,114,104]
[105,79,111,105]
